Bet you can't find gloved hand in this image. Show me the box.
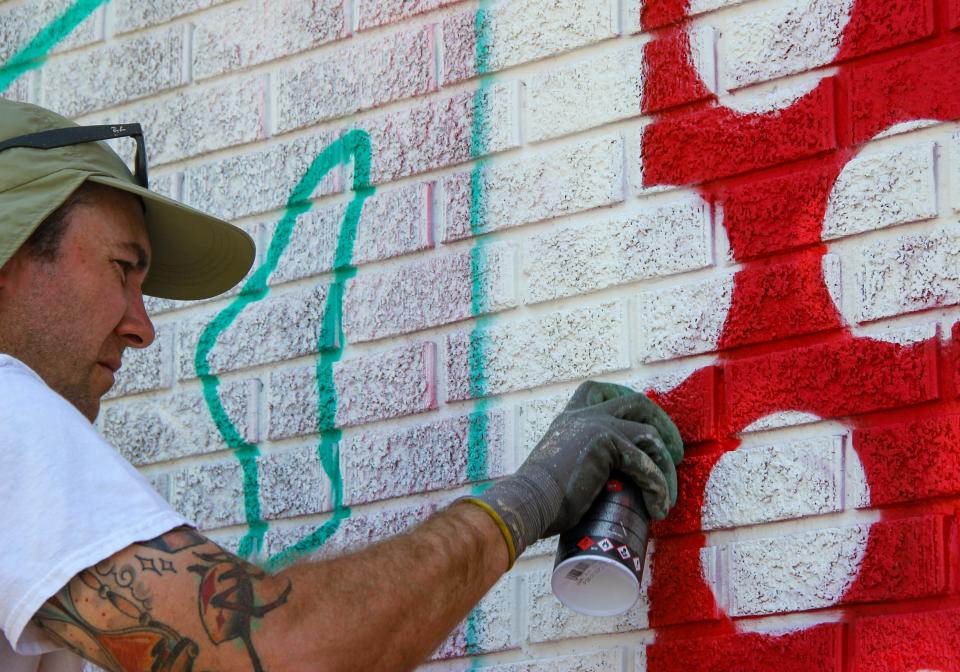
[462,381,683,567]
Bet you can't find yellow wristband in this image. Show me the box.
[460,497,518,569]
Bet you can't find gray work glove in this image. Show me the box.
[462,381,683,567]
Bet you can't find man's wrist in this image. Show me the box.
[457,497,517,568]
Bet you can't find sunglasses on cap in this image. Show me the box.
[0,123,148,189]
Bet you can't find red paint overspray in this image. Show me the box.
[638,0,960,666]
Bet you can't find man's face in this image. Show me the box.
[0,184,155,421]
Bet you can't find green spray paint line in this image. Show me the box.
[196,131,374,565]
[466,2,495,664]
[0,0,110,93]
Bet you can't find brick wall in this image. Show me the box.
[4,0,960,669]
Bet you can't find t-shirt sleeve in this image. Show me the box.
[0,359,189,655]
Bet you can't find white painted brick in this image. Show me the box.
[341,410,509,505]
[701,436,843,530]
[856,224,960,323]
[79,76,266,167]
[1,73,32,103]
[446,302,629,401]
[524,196,711,304]
[267,182,433,286]
[178,285,332,380]
[192,0,345,80]
[353,82,520,187]
[258,444,331,520]
[344,243,516,343]
[356,0,463,31]
[101,379,258,465]
[950,130,960,214]
[274,25,436,133]
[741,411,822,434]
[181,130,339,221]
[634,274,735,362]
[268,342,437,438]
[0,0,101,65]
[526,44,644,143]
[441,0,618,85]
[526,568,648,643]
[263,502,433,561]
[822,141,937,241]
[719,0,854,90]
[112,0,231,34]
[728,524,869,616]
[477,650,623,672]
[105,325,173,398]
[434,576,515,659]
[170,458,247,528]
[444,134,625,242]
[41,26,186,117]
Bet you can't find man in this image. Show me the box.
[0,98,684,672]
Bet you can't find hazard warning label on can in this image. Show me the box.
[577,536,594,551]
[617,545,631,560]
[597,538,614,552]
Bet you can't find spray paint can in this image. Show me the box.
[550,473,650,616]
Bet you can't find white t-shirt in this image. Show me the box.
[0,354,189,672]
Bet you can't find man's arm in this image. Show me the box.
[31,502,506,672]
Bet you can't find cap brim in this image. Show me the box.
[88,175,255,300]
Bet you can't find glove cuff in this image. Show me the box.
[458,497,518,568]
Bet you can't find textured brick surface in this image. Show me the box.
[82,76,266,166]
[0,0,101,65]
[355,0,464,31]
[856,224,960,323]
[482,650,623,672]
[701,435,844,530]
[646,624,843,672]
[274,25,436,133]
[822,140,937,241]
[523,196,711,304]
[41,26,185,116]
[444,134,625,241]
[102,379,258,465]
[354,82,520,186]
[446,303,629,401]
[257,443,331,520]
[112,0,231,33]
[525,44,644,143]
[634,273,734,362]
[268,342,437,438]
[720,0,855,90]
[441,0,617,85]
[341,410,509,505]
[179,285,331,379]
[267,182,433,286]
[170,458,246,528]
[182,130,339,221]
[855,416,960,505]
[344,243,516,343]
[192,0,345,80]
[104,325,173,398]
[853,608,960,672]
[433,576,515,659]
[526,568,648,643]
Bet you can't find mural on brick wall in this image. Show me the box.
[4,0,960,669]
[641,1,960,670]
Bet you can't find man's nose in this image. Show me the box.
[118,287,156,348]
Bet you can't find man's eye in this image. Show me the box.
[114,259,134,274]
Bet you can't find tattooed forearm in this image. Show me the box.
[30,528,292,672]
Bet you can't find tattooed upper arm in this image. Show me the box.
[30,527,292,672]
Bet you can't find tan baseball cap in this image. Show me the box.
[0,98,255,300]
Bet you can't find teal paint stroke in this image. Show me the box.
[195,131,375,571]
[466,1,495,665]
[0,0,110,94]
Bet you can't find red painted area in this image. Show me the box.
[647,623,844,672]
[856,417,960,505]
[642,82,837,187]
[638,0,960,666]
[647,535,725,627]
[648,366,717,445]
[641,26,713,113]
[843,515,947,604]
[640,0,691,31]
[853,608,960,671]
